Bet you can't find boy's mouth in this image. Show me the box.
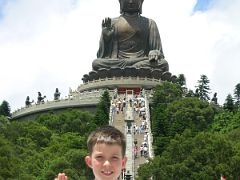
[101,171,113,176]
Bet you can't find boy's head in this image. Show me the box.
[87,125,126,157]
[85,125,127,180]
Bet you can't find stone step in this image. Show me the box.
[112,110,148,178]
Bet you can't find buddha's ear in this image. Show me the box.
[85,156,93,168]
[140,0,144,14]
[119,0,123,14]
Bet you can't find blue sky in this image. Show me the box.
[0,0,214,21]
[194,0,214,12]
[0,0,213,16]
[0,0,6,18]
[0,0,240,111]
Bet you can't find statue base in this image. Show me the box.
[82,67,176,84]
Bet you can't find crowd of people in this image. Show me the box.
[111,89,150,162]
[131,93,149,159]
[115,92,149,159]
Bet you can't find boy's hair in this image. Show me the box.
[87,125,126,157]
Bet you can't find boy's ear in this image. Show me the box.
[85,156,92,168]
[122,156,127,169]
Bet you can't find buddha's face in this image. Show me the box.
[119,0,143,14]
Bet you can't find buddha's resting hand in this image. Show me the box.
[149,50,161,63]
[102,17,114,41]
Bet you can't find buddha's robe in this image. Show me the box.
[92,15,169,72]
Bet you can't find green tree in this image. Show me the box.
[0,135,21,179]
[138,130,240,179]
[151,82,182,137]
[152,97,214,155]
[223,94,235,112]
[0,100,11,117]
[195,75,211,101]
[176,74,186,87]
[37,109,95,134]
[152,82,183,109]
[1,109,95,179]
[211,111,240,133]
[41,132,91,179]
[167,97,214,135]
[94,90,111,126]
[25,121,52,147]
[185,89,195,97]
[176,74,188,97]
[234,83,240,109]
[0,115,10,132]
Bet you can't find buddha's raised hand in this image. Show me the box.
[101,17,114,41]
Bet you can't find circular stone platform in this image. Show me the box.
[77,76,164,92]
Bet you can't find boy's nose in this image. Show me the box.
[103,160,111,166]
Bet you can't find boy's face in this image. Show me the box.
[85,143,127,180]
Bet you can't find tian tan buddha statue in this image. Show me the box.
[92,0,169,75]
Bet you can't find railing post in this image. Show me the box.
[124,105,134,179]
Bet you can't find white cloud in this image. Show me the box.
[0,0,240,111]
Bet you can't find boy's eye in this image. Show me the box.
[96,156,103,160]
[112,156,119,160]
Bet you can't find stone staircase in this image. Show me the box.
[112,112,125,133]
[132,113,148,178]
[112,110,148,179]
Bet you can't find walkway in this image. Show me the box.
[112,110,148,179]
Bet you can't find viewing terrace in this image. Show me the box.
[12,89,111,120]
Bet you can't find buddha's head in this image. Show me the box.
[119,0,144,14]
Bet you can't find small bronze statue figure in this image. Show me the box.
[37,92,46,104]
[211,92,218,105]
[25,96,34,107]
[54,88,61,101]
